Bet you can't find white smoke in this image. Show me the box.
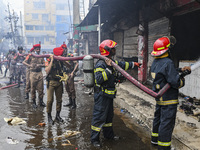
[191,59,200,71]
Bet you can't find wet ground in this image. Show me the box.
[0,73,156,150]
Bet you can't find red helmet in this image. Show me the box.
[33,44,41,49]
[151,37,170,56]
[53,47,64,56]
[99,40,117,56]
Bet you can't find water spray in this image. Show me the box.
[191,60,200,71]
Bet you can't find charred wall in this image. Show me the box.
[171,9,200,62]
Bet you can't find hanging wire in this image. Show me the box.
[67,0,72,39]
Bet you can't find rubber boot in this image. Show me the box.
[48,113,54,124]
[9,78,13,85]
[71,99,76,109]
[15,82,20,88]
[32,99,37,108]
[25,93,29,99]
[39,98,46,107]
[63,97,72,107]
[55,111,64,122]
[4,69,7,77]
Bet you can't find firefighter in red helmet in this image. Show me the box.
[45,47,65,124]
[62,42,79,109]
[91,39,141,147]
[150,36,191,150]
[23,44,46,108]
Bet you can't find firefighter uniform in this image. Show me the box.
[24,54,45,107]
[150,37,185,150]
[63,53,78,109]
[151,57,184,150]
[15,53,26,87]
[46,47,65,123]
[25,68,30,94]
[24,48,34,99]
[9,51,17,84]
[91,59,135,143]
[4,50,12,77]
[46,60,64,122]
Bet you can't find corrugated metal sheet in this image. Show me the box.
[148,17,169,75]
[123,27,138,58]
[114,31,123,59]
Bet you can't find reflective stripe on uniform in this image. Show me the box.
[103,123,112,127]
[91,125,101,132]
[94,68,108,81]
[179,79,184,88]
[125,62,129,71]
[158,141,171,147]
[115,60,118,65]
[94,68,105,73]
[102,88,116,95]
[151,132,158,137]
[156,99,178,105]
[102,71,108,81]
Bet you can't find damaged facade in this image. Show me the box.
[79,0,200,98]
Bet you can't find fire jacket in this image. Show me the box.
[94,59,134,98]
[151,57,185,105]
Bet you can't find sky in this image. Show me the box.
[3,0,24,15]
[3,0,89,17]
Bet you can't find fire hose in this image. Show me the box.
[25,53,170,99]
[0,83,18,90]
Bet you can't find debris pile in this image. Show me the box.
[179,96,200,121]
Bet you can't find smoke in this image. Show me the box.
[191,59,200,71]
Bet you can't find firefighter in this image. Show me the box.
[23,47,34,99]
[61,43,79,109]
[9,50,17,84]
[4,50,12,77]
[91,39,141,147]
[23,44,45,108]
[15,46,26,88]
[45,47,65,124]
[150,36,191,150]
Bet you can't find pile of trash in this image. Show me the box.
[179,96,200,121]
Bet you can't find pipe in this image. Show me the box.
[0,83,18,90]
[26,53,170,98]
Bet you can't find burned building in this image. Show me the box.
[79,0,200,98]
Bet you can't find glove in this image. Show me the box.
[181,66,191,72]
[134,62,142,68]
[180,66,191,78]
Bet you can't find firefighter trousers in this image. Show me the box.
[46,80,63,113]
[16,65,26,84]
[30,71,44,100]
[151,104,177,150]
[25,68,30,93]
[65,76,76,99]
[91,93,115,142]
